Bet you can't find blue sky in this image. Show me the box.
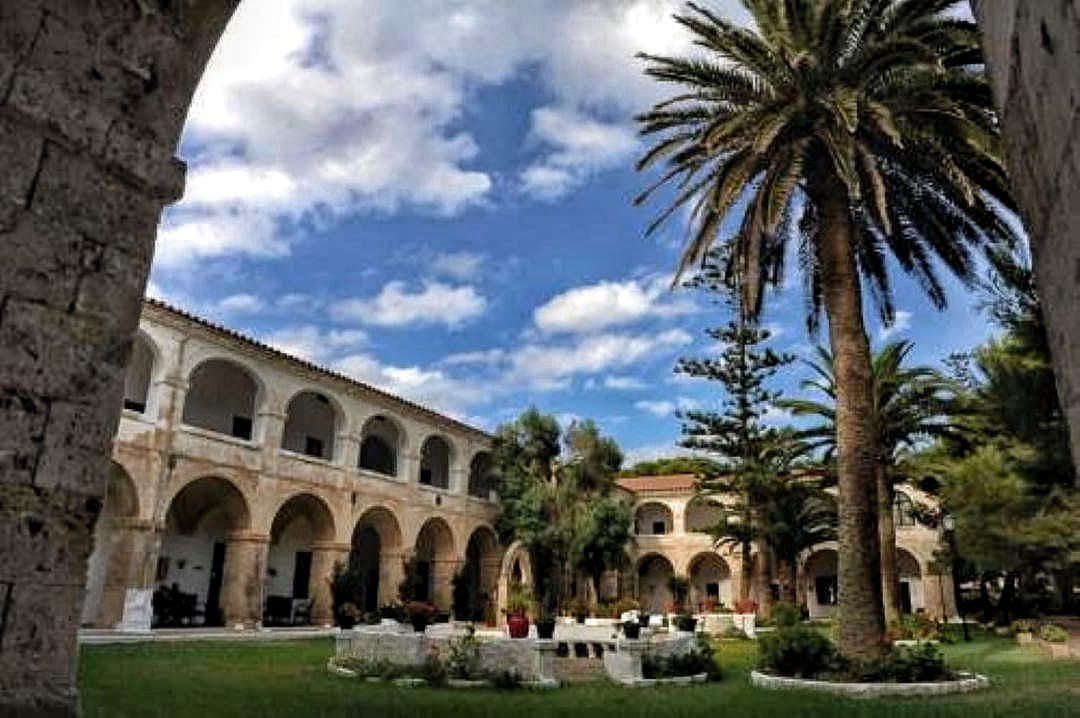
[149,0,997,464]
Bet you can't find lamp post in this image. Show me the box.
[941,513,970,642]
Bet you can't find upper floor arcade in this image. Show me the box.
[116,300,496,501]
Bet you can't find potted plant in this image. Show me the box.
[506,584,531,639]
[536,610,556,640]
[1012,619,1036,645]
[566,598,588,624]
[638,611,651,630]
[1040,623,1070,658]
[406,601,436,633]
[338,602,361,630]
[675,612,698,633]
[666,574,690,612]
[622,619,642,640]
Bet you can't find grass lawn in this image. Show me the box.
[79,634,1078,718]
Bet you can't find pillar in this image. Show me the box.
[335,431,360,470]
[380,550,405,606]
[310,541,350,626]
[101,518,159,630]
[220,532,270,628]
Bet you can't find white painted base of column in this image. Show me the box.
[117,588,153,633]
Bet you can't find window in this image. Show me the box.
[895,492,917,527]
[652,520,666,535]
[231,415,253,440]
[304,436,324,459]
[706,582,720,599]
[123,398,147,413]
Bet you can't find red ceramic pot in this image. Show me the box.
[507,612,529,639]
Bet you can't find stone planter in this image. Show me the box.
[1015,632,1034,645]
[1046,642,1071,659]
[749,671,990,697]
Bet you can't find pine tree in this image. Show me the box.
[676,252,794,612]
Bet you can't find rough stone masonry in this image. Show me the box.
[0,3,237,714]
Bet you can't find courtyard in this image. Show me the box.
[79,634,1077,718]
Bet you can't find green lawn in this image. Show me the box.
[79,634,1078,718]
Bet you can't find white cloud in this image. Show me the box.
[440,348,507,366]
[331,280,487,328]
[157,0,754,270]
[154,213,289,269]
[429,252,486,281]
[635,399,675,417]
[604,375,649,390]
[878,310,913,341]
[533,277,695,334]
[335,352,487,418]
[263,325,368,363]
[623,441,699,467]
[507,328,691,390]
[761,405,794,427]
[519,106,638,200]
[216,293,263,315]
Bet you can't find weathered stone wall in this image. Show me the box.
[974,1,1080,481]
[0,2,238,714]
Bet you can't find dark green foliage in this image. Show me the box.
[843,643,954,683]
[491,409,631,615]
[329,562,365,625]
[758,622,839,678]
[634,0,1020,326]
[398,555,427,604]
[642,637,722,681]
[621,456,723,477]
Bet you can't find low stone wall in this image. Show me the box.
[334,622,556,684]
[749,670,990,698]
[602,632,696,686]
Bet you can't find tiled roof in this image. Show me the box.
[615,474,699,494]
[142,298,490,440]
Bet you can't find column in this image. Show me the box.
[335,431,360,469]
[220,532,270,628]
[310,541,350,626]
[380,549,406,606]
[110,519,160,632]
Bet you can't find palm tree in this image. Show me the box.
[759,473,837,604]
[780,341,953,624]
[635,1,1018,658]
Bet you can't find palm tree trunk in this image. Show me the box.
[780,559,798,605]
[878,465,900,626]
[815,183,886,660]
[754,542,775,619]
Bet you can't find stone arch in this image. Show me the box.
[264,493,336,625]
[803,548,839,619]
[419,435,453,489]
[685,496,722,534]
[687,552,733,612]
[636,553,675,614]
[81,462,140,627]
[350,506,404,612]
[281,389,341,460]
[467,451,494,499]
[495,540,533,622]
[413,517,456,607]
[358,415,404,477]
[158,476,252,627]
[182,358,263,441]
[634,502,674,535]
[460,525,501,623]
[897,547,925,614]
[122,330,160,416]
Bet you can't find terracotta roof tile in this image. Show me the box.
[615,474,699,493]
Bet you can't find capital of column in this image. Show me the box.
[225,531,271,545]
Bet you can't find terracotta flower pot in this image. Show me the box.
[507,612,529,639]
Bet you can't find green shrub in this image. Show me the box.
[757,623,838,678]
[1039,624,1069,643]
[771,602,801,628]
[446,625,481,679]
[1011,619,1036,634]
[421,647,447,685]
[844,643,954,683]
[641,637,722,680]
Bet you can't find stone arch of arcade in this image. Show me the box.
[350,506,405,612]
[157,475,257,628]
[81,462,141,627]
[687,552,733,612]
[461,525,501,623]
[634,502,675,536]
[412,517,457,607]
[636,553,676,614]
[182,357,264,441]
[264,493,337,626]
